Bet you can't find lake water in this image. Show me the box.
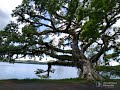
[0,62,78,80]
[0,62,119,80]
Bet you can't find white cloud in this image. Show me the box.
[0,0,22,30]
[109,60,119,66]
[112,19,120,27]
[0,9,10,29]
[0,0,22,13]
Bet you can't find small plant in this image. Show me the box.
[34,68,55,79]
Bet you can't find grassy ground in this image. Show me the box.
[0,78,120,84]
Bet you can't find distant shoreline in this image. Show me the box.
[0,60,48,65]
[0,60,75,67]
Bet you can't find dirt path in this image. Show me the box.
[0,80,119,90]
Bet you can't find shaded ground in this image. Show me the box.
[0,80,120,90]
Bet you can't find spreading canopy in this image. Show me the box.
[0,0,120,65]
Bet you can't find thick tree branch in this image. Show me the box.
[41,42,72,54]
[32,49,72,61]
[90,35,110,63]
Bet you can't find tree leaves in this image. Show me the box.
[1,0,120,65]
[81,20,100,40]
[22,25,37,35]
[91,0,116,12]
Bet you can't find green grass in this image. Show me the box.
[0,78,120,84]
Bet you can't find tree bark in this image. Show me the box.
[79,59,104,80]
[81,60,94,80]
[71,34,104,80]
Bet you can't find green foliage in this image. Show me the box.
[66,0,79,20]
[96,65,120,76]
[76,6,89,22]
[91,0,116,13]
[105,53,119,59]
[81,20,100,40]
[22,25,37,35]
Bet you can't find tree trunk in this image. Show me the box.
[71,35,103,80]
[79,59,104,80]
[80,60,94,80]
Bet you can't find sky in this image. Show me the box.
[0,0,22,29]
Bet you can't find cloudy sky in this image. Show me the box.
[0,0,22,30]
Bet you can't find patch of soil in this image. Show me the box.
[0,80,119,90]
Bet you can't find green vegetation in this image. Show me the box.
[96,65,120,76]
[96,65,120,72]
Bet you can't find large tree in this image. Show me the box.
[1,0,120,80]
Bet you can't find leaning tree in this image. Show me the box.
[1,0,120,80]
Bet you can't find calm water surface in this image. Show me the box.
[0,62,119,80]
[0,62,78,80]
